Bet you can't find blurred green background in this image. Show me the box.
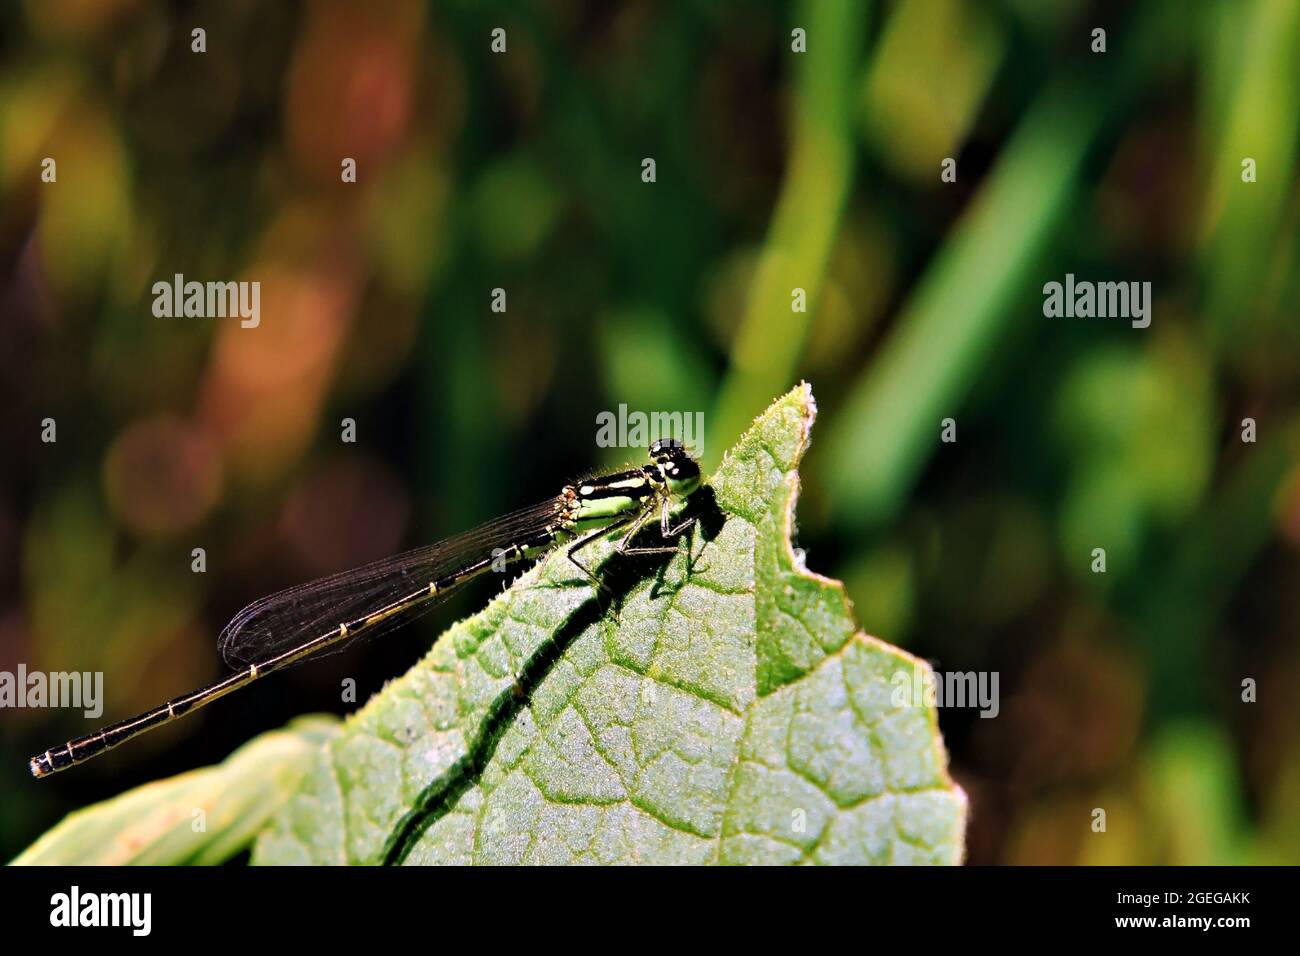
[2,0,1299,864]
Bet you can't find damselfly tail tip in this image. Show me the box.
[29,753,52,779]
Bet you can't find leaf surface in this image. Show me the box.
[253,384,967,865]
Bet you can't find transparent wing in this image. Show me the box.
[217,497,566,669]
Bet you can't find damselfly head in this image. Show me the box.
[649,438,700,492]
[649,437,689,462]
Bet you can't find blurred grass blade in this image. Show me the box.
[1146,721,1247,865]
[822,80,1105,530]
[1198,0,1300,347]
[708,0,865,465]
[1139,419,1297,717]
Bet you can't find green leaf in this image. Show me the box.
[11,716,339,865]
[254,383,966,865]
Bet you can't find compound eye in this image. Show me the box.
[650,438,683,459]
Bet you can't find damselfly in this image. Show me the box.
[29,439,702,778]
